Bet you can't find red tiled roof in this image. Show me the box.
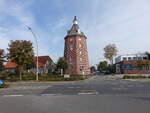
[5,56,53,69]
[5,62,17,68]
[34,56,52,68]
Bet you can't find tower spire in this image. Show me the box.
[73,16,78,25]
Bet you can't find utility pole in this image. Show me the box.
[27,26,39,81]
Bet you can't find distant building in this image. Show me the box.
[5,62,17,72]
[33,56,55,73]
[115,53,150,74]
[4,56,54,74]
[64,16,90,75]
[115,53,148,63]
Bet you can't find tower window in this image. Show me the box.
[80,51,82,55]
[69,57,72,62]
[69,65,73,69]
[70,45,73,50]
[70,47,73,51]
[79,44,82,48]
[80,65,84,71]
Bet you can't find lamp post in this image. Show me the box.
[27,26,39,81]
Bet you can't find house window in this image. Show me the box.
[122,64,133,70]
[128,57,131,60]
[143,57,147,60]
[138,57,142,60]
[133,57,137,60]
[123,57,127,61]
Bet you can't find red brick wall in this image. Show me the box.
[123,70,150,74]
[116,60,150,74]
[64,35,90,75]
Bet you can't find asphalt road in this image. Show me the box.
[0,75,150,113]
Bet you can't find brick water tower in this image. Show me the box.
[64,16,90,75]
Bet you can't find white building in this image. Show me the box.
[115,53,148,63]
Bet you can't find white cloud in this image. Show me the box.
[0,0,35,25]
[47,17,68,32]
[1,0,150,66]
[0,36,9,50]
[79,0,150,65]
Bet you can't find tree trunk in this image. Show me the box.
[19,71,22,80]
[19,66,23,80]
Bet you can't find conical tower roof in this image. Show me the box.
[66,16,85,37]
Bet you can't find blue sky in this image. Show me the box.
[0,0,150,65]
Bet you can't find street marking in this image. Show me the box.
[68,86,81,89]
[112,88,128,90]
[68,87,74,88]
[78,91,99,95]
[41,93,62,96]
[10,86,51,90]
[3,95,24,97]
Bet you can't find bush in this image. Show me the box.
[38,74,85,81]
[0,71,17,80]
[0,72,86,82]
[0,84,9,88]
[123,75,147,79]
[69,74,85,80]
[22,72,36,81]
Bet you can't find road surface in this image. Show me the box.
[0,75,150,113]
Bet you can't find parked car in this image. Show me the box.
[0,80,4,85]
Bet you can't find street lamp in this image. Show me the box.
[27,26,39,81]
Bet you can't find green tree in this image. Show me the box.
[97,61,115,74]
[0,49,5,71]
[56,57,68,73]
[90,66,96,73]
[7,40,34,80]
[97,61,108,72]
[145,51,150,59]
[104,44,117,65]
